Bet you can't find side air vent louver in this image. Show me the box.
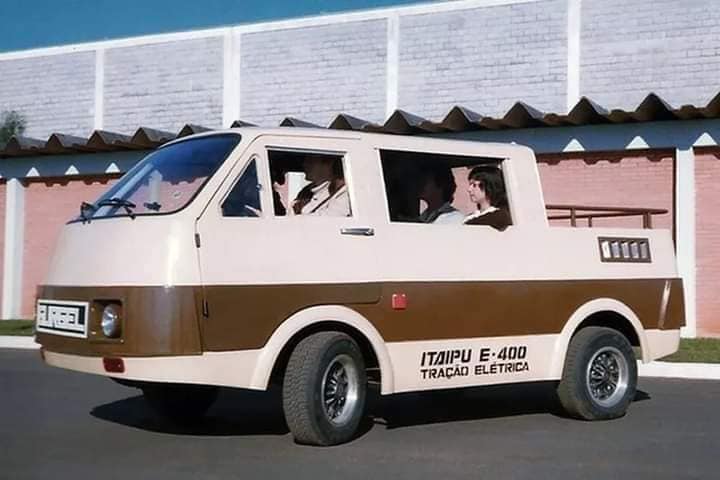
[598,237,651,263]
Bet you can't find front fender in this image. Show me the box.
[249,305,395,394]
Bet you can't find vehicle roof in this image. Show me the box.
[164,126,533,157]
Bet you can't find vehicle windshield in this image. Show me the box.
[77,134,240,221]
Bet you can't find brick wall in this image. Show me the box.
[695,148,720,336]
[536,151,675,230]
[581,0,720,109]
[0,52,95,138]
[398,0,568,119]
[2,0,720,133]
[239,20,388,126]
[104,37,224,134]
[22,177,117,318]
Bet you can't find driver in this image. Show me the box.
[292,155,350,216]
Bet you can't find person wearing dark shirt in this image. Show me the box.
[417,165,464,224]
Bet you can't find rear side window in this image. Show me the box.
[380,149,512,230]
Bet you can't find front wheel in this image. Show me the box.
[142,383,219,424]
[557,326,637,420]
[282,332,367,446]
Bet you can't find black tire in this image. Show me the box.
[142,383,219,424]
[282,332,367,446]
[557,326,637,420]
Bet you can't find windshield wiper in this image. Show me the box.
[79,201,97,222]
[97,198,137,219]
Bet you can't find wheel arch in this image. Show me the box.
[249,305,395,394]
[550,298,649,378]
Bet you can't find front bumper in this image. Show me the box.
[42,348,264,390]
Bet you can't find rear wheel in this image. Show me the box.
[142,383,218,424]
[282,332,367,446]
[557,326,637,420]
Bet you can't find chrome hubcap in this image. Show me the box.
[321,354,359,425]
[586,346,629,408]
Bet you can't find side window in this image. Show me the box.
[221,159,262,217]
[267,150,352,217]
[379,150,512,230]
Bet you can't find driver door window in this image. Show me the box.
[221,159,262,217]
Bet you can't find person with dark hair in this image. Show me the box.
[417,165,465,224]
[463,166,512,230]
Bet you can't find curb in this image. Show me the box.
[1,336,719,380]
[0,336,39,350]
[638,361,720,380]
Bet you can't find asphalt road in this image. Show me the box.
[2,349,719,480]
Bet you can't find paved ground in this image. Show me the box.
[2,349,719,479]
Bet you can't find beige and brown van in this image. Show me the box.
[36,127,684,445]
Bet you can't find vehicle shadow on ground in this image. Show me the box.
[90,383,651,437]
[370,383,651,429]
[91,387,289,436]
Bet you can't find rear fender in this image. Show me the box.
[550,298,648,378]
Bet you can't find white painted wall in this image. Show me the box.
[2,179,25,319]
[676,147,697,338]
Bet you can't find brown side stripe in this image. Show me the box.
[37,278,683,356]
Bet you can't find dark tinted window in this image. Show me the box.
[222,160,262,217]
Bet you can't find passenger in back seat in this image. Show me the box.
[417,165,465,224]
[464,166,512,231]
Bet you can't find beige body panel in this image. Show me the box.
[46,216,199,286]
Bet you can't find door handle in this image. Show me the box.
[340,227,375,237]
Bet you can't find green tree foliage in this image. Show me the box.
[0,110,27,149]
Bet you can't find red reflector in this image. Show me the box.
[391,293,407,310]
[103,357,125,373]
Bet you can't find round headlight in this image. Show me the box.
[101,304,121,338]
